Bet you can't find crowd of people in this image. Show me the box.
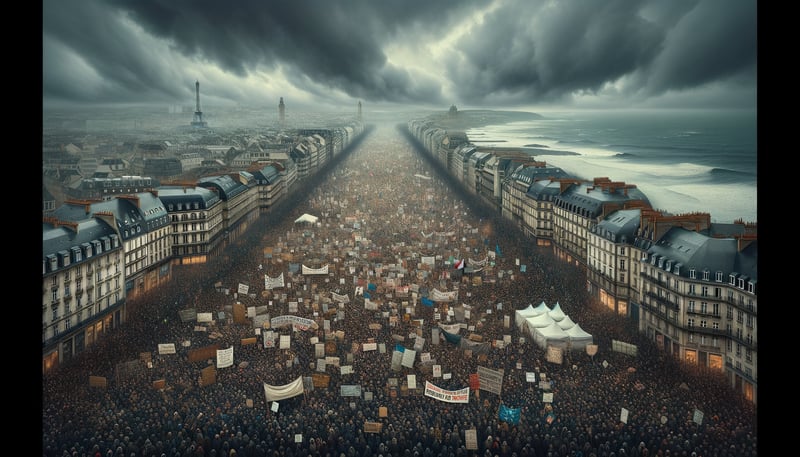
[42,125,758,457]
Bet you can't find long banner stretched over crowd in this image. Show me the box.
[271,315,318,330]
[424,381,469,403]
[302,265,329,275]
[263,376,304,402]
[431,288,458,302]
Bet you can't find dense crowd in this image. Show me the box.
[42,126,757,457]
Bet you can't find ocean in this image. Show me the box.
[463,109,757,224]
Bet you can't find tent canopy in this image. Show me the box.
[294,213,319,224]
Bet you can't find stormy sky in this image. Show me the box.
[43,0,757,112]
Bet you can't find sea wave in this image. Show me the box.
[708,167,757,183]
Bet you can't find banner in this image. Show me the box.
[263,376,305,401]
[477,366,503,395]
[431,288,458,302]
[302,264,329,275]
[158,343,176,355]
[340,385,362,397]
[271,315,318,330]
[423,381,469,403]
[332,292,350,303]
[264,272,285,290]
[238,283,249,295]
[216,346,234,368]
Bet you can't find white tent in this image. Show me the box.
[566,323,593,351]
[525,313,555,337]
[533,322,569,349]
[294,213,319,224]
[555,314,576,331]
[515,304,540,329]
[548,301,566,321]
[531,301,550,316]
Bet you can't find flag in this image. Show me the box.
[454,259,465,270]
[421,297,435,307]
[499,405,521,424]
[395,344,406,353]
[495,243,502,257]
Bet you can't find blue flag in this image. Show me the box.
[368,283,377,291]
[495,243,502,257]
[499,405,520,424]
[421,297,435,307]
[395,344,405,353]
[363,292,371,299]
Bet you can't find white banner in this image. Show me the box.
[431,288,458,302]
[362,342,378,351]
[423,381,469,403]
[197,313,213,323]
[401,349,416,368]
[279,335,291,349]
[216,346,234,368]
[332,292,350,303]
[263,376,304,402]
[264,272,285,290]
[271,315,317,330]
[302,264,329,275]
[238,283,249,294]
[158,343,176,355]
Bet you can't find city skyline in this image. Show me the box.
[43,0,757,113]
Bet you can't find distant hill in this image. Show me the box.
[423,109,543,130]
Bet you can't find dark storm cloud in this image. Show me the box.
[43,1,189,104]
[101,0,488,103]
[445,0,756,107]
[43,0,756,109]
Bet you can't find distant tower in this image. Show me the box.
[358,101,362,121]
[191,80,208,128]
[279,97,286,125]
[448,104,458,117]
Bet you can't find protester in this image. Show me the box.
[42,128,757,457]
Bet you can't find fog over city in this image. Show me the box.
[43,0,756,113]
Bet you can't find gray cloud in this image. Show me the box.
[42,0,757,109]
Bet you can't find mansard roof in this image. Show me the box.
[52,192,169,241]
[646,226,757,282]
[43,218,118,260]
[157,186,221,208]
[593,209,641,244]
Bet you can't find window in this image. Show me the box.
[688,284,696,295]
[729,274,736,285]
[701,286,708,297]
[700,320,707,328]
[712,303,719,316]
[700,302,708,314]
[51,276,57,286]
[702,270,709,281]
[688,301,696,313]
[737,278,744,289]
[712,322,719,330]
[737,310,744,324]
[51,290,58,303]
[687,318,695,328]
[715,271,723,282]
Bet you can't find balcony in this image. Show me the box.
[644,291,679,311]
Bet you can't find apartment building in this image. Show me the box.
[43,216,125,374]
[552,178,650,267]
[634,223,757,403]
[157,185,224,265]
